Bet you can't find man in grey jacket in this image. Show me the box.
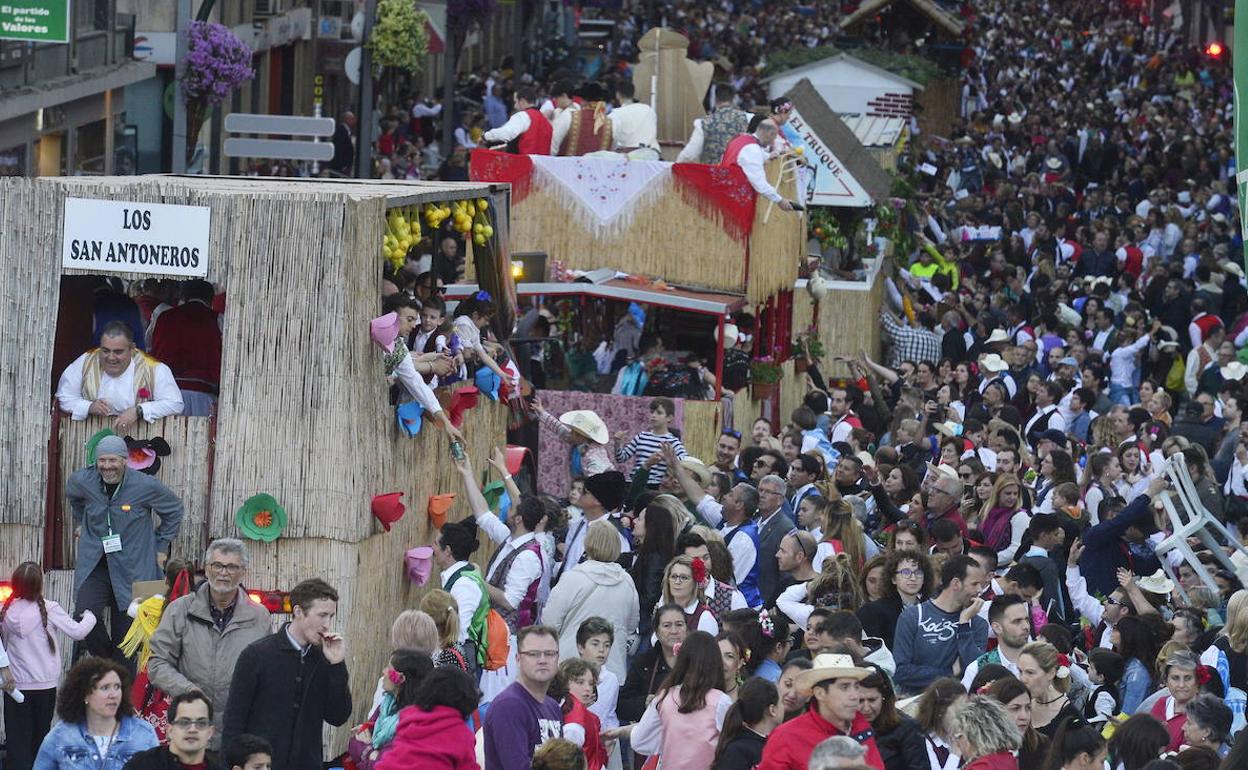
[68,434,183,660]
[147,538,272,747]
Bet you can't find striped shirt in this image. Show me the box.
[615,431,687,485]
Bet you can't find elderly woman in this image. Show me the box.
[1149,650,1204,751]
[32,657,157,770]
[948,695,1021,770]
[1181,693,1232,757]
[619,603,687,724]
[543,519,640,681]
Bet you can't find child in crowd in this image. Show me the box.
[712,678,783,770]
[1054,482,1085,529]
[452,291,515,389]
[412,296,456,385]
[577,618,620,738]
[553,658,608,770]
[0,561,98,770]
[532,397,614,476]
[1085,648,1124,723]
[226,735,273,770]
[614,397,687,487]
[376,667,481,770]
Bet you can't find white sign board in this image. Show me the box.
[780,107,874,208]
[62,198,210,277]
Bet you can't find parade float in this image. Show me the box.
[0,174,514,753]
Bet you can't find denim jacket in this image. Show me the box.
[1119,657,1153,715]
[33,717,158,770]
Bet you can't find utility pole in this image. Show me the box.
[171,0,192,172]
[356,0,377,179]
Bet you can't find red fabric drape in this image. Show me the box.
[469,149,535,202]
[671,162,758,244]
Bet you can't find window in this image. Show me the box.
[0,144,26,176]
[75,119,107,175]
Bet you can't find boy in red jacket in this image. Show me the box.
[757,653,884,770]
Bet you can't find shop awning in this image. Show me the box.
[446,280,747,316]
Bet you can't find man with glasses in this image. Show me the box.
[924,469,969,538]
[126,691,223,770]
[756,474,797,605]
[482,625,564,770]
[148,539,271,746]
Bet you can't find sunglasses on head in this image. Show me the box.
[722,429,742,439]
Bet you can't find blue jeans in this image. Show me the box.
[1109,383,1137,406]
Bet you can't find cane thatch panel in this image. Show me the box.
[0,180,61,531]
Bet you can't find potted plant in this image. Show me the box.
[750,357,783,401]
[792,330,825,373]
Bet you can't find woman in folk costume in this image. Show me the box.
[370,307,465,444]
[119,559,192,741]
[559,82,614,156]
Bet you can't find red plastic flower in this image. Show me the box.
[1056,653,1070,668]
[137,388,152,399]
[1196,665,1212,685]
[690,557,708,586]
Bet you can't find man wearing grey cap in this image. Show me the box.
[67,434,184,661]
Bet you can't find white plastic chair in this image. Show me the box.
[1151,455,1248,603]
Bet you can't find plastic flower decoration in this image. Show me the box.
[690,557,709,586]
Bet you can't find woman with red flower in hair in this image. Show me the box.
[1016,641,1079,739]
[660,556,719,635]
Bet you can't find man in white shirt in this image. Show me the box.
[1185,323,1226,397]
[433,519,488,649]
[556,470,632,583]
[547,81,581,156]
[729,120,794,210]
[57,320,184,430]
[1023,381,1066,450]
[608,82,658,155]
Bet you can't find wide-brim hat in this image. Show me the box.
[795,653,871,694]
[85,428,117,466]
[716,323,740,348]
[560,410,609,445]
[482,480,513,520]
[1045,157,1064,170]
[985,329,1010,344]
[474,367,501,401]
[396,401,424,437]
[855,451,876,468]
[1221,260,1244,278]
[372,492,406,532]
[934,421,963,438]
[448,386,480,428]
[123,436,171,475]
[1136,569,1174,595]
[370,312,400,350]
[926,463,961,485]
[1222,361,1248,381]
[427,493,456,529]
[404,546,434,585]
[679,457,713,487]
[981,353,1009,372]
[1008,112,1023,124]
[236,493,288,542]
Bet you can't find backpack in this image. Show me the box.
[447,566,511,671]
[482,608,511,671]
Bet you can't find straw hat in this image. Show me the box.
[795,653,871,694]
[1221,362,1248,382]
[559,410,609,444]
[985,329,1010,345]
[1136,569,1175,596]
[855,451,876,468]
[980,353,1009,373]
[716,323,740,348]
[679,457,714,486]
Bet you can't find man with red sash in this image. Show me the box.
[720,119,794,211]
[482,86,553,156]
